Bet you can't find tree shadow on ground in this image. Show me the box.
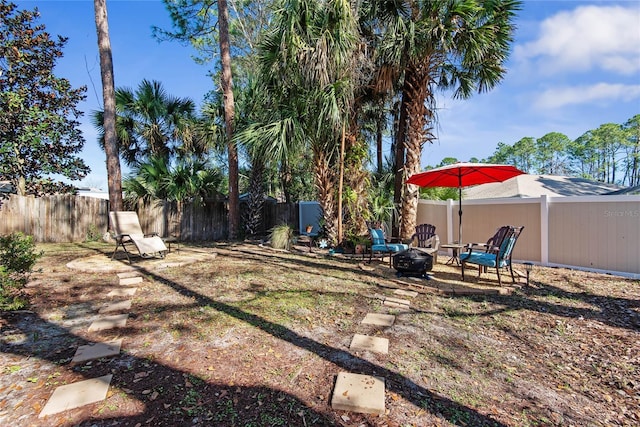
[0,311,339,426]
[144,266,509,426]
[439,273,640,331]
[2,255,509,427]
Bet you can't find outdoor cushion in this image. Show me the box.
[371,243,408,253]
[460,251,507,268]
[460,225,524,285]
[371,229,386,245]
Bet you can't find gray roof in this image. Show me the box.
[605,185,640,195]
[463,174,623,199]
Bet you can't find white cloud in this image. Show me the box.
[534,83,640,109]
[515,5,640,75]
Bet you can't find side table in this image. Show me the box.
[440,243,466,266]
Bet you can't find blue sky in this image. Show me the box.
[18,0,640,190]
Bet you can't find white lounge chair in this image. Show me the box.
[109,211,168,263]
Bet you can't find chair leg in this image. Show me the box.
[509,263,516,283]
[461,262,466,281]
[111,241,130,263]
[496,267,502,286]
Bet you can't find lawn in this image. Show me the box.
[1,241,638,426]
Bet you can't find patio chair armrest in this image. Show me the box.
[144,232,159,237]
[113,233,134,243]
[485,244,501,253]
[465,242,486,251]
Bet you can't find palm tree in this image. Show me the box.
[157,0,278,241]
[123,155,223,238]
[364,0,521,238]
[93,79,198,167]
[241,0,358,244]
[123,155,221,204]
[93,0,123,210]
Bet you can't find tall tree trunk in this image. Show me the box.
[337,125,345,244]
[244,157,265,238]
[94,0,123,211]
[376,114,383,174]
[218,0,238,240]
[400,64,434,239]
[343,134,370,237]
[280,158,293,204]
[392,91,408,238]
[315,149,336,245]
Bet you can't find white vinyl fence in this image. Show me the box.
[416,195,640,278]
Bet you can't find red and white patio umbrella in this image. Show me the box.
[406,162,525,243]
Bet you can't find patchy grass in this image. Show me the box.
[1,241,638,426]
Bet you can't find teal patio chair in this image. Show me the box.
[460,226,524,285]
[368,227,409,267]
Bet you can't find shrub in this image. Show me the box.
[269,224,294,250]
[0,232,42,311]
[85,223,103,242]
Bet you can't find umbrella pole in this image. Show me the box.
[458,186,463,243]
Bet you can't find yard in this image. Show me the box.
[1,241,638,426]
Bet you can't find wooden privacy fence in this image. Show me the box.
[0,194,299,243]
[416,194,640,277]
[0,194,110,242]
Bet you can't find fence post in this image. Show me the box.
[540,195,549,266]
[446,199,454,244]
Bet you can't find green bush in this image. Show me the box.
[85,223,103,242]
[0,232,42,311]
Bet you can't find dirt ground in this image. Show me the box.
[1,241,639,427]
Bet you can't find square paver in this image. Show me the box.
[393,289,418,298]
[349,334,389,354]
[331,372,385,415]
[99,300,132,314]
[72,339,123,363]
[119,276,143,286]
[107,287,137,297]
[39,374,113,417]
[361,313,395,327]
[88,314,128,332]
[384,296,410,305]
[117,272,141,279]
[383,300,411,309]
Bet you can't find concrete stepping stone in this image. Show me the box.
[117,272,141,279]
[393,289,418,298]
[72,339,123,363]
[107,287,137,297]
[384,300,410,309]
[119,276,143,286]
[88,314,128,332]
[331,372,385,415]
[39,374,113,417]
[361,313,395,327]
[98,300,132,314]
[385,296,410,305]
[349,334,389,354]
